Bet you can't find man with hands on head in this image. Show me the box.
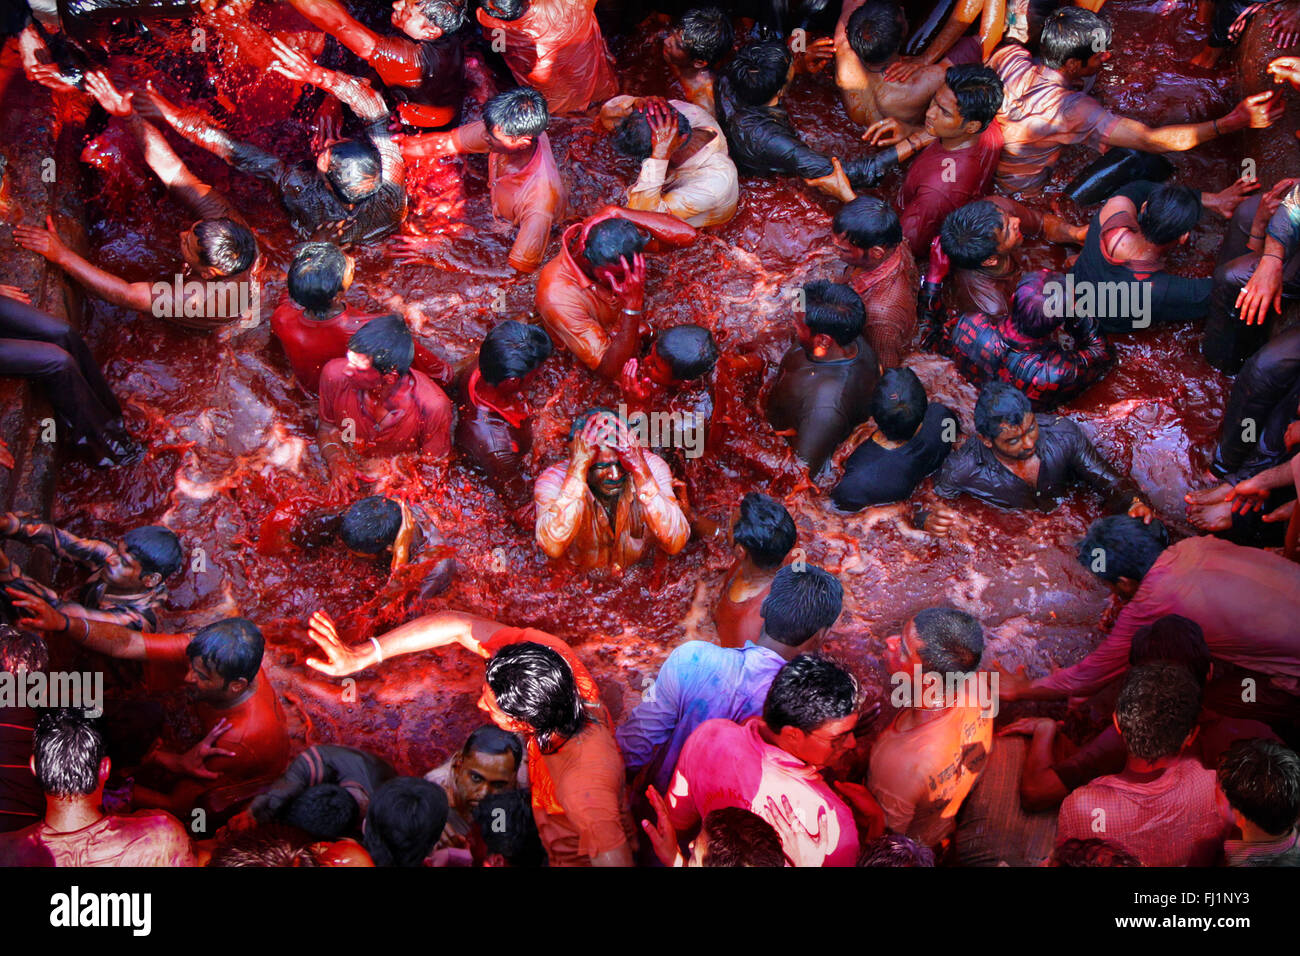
[536,205,696,381]
[534,409,689,572]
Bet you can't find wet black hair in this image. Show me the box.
[472,789,546,865]
[759,565,843,646]
[1130,614,1211,687]
[33,709,105,797]
[479,0,528,20]
[727,40,791,105]
[1115,661,1202,762]
[1217,739,1300,836]
[582,218,650,268]
[763,653,858,733]
[945,63,1004,130]
[654,324,718,381]
[858,833,936,866]
[208,823,321,867]
[122,525,184,580]
[679,7,734,66]
[833,195,902,250]
[1076,515,1170,583]
[485,642,588,751]
[415,0,468,32]
[364,777,449,866]
[612,106,692,161]
[287,242,349,315]
[1138,183,1201,245]
[348,314,414,375]
[463,724,524,767]
[871,367,928,441]
[847,1,903,66]
[479,320,553,385]
[912,606,984,674]
[193,218,257,275]
[1011,271,1067,338]
[339,496,403,554]
[733,492,797,569]
[325,139,382,204]
[482,86,549,139]
[284,783,358,840]
[185,617,264,684]
[940,200,1004,269]
[973,381,1032,440]
[702,807,785,866]
[0,623,48,673]
[1049,838,1141,867]
[1039,7,1112,70]
[802,280,866,346]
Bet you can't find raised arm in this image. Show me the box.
[1104,91,1282,153]
[144,81,288,184]
[285,0,383,59]
[8,589,149,659]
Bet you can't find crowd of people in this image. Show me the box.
[1,0,1298,868]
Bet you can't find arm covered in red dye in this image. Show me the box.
[400,121,490,160]
[12,216,155,313]
[6,589,152,659]
[305,608,505,676]
[285,0,383,59]
[588,205,698,249]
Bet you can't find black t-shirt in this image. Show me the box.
[1069,180,1212,332]
[715,75,834,179]
[831,402,957,511]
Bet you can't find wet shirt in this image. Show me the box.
[533,451,689,570]
[899,123,1002,260]
[0,811,196,867]
[0,517,166,631]
[257,744,396,823]
[448,122,566,273]
[368,30,466,130]
[832,402,957,511]
[989,43,1122,193]
[666,717,859,867]
[456,369,533,509]
[1070,181,1212,331]
[609,97,738,228]
[713,570,772,650]
[269,300,380,392]
[532,720,637,867]
[616,640,786,795]
[476,0,618,116]
[766,338,880,477]
[1038,537,1300,697]
[318,360,454,458]
[846,243,919,369]
[714,75,834,179]
[945,309,1113,408]
[228,118,406,244]
[1057,756,1233,866]
[944,196,1045,317]
[934,412,1136,512]
[535,210,697,371]
[867,704,993,848]
[142,632,291,787]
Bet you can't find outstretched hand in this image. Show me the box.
[84,71,134,117]
[269,36,325,87]
[305,609,376,676]
[641,785,683,866]
[180,718,238,780]
[6,588,68,633]
[13,216,69,264]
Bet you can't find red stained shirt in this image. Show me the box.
[142,632,291,786]
[270,300,379,392]
[318,360,454,458]
[899,123,1002,260]
[0,811,196,867]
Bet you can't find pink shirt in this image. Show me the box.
[666,717,859,867]
[1057,756,1234,866]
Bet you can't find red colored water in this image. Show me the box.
[35,2,1247,772]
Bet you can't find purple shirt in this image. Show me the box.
[616,640,785,794]
[1040,537,1300,696]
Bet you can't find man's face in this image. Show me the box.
[103,545,149,590]
[1080,49,1111,77]
[994,211,1022,255]
[185,656,233,703]
[987,411,1039,462]
[484,125,535,154]
[452,748,519,812]
[588,445,627,500]
[788,714,858,770]
[179,225,204,273]
[392,0,443,41]
[925,85,971,140]
[643,345,677,387]
[885,618,923,673]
